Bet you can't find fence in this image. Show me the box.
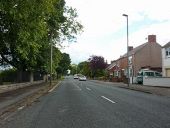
[0,70,44,85]
[143,77,170,87]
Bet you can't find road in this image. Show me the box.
[1,76,170,128]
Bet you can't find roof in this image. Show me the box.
[163,42,170,48]
[121,42,148,58]
[106,62,116,70]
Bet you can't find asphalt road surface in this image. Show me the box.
[1,76,170,128]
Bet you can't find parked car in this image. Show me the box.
[79,75,87,81]
[136,69,162,84]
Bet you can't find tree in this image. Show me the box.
[70,64,78,75]
[0,0,83,81]
[88,55,107,78]
[56,53,71,76]
[77,61,91,77]
[0,0,49,71]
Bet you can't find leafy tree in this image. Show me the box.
[56,53,71,76]
[0,0,49,71]
[0,0,83,81]
[70,64,78,75]
[39,45,62,74]
[88,55,107,78]
[78,61,91,77]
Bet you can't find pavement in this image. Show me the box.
[91,80,170,97]
[0,80,44,94]
[0,76,170,128]
[0,81,59,120]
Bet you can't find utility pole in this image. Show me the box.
[50,42,53,86]
[122,14,129,87]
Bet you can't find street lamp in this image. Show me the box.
[50,42,53,86]
[122,14,129,87]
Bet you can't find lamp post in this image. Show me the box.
[50,42,53,86]
[122,14,129,87]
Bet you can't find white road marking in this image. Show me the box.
[86,87,91,91]
[72,82,82,91]
[75,84,82,91]
[48,82,61,92]
[101,96,116,104]
[18,106,25,110]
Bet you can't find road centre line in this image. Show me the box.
[72,82,82,91]
[101,96,116,104]
[75,84,82,91]
[86,87,91,91]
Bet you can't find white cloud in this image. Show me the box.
[64,0,170,64]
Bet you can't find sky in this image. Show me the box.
[62,0,170,64]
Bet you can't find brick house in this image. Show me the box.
[107,35,162,83]
[162,42,170,77]
[106,60,122,82]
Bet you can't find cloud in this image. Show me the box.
[64,0,170,64]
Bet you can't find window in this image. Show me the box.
[144,72,154,77]
[114,71,118,77]
[128,56,132,64]
[155,72,162,77]
[165,47,170,57]
[129,68,133,77]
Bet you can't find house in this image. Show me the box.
[106,61,116,76]
[107,35,162,83]
[162,42,170,77]
[106,60,122,82]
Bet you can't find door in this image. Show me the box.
[166,69,170,77]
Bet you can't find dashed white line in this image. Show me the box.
[101,96,116,104]
[86,87,91,91]
[72,82,82,91]
[75,84,82,91]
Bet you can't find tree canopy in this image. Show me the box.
[56,53,71,76]
[0,0,83,73]
[88,55,107,77]
[72,55,108,78]
[77,61,91,76]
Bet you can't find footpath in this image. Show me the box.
[0,81,60,120]
[0,81,44,94]
[91,80,170,97]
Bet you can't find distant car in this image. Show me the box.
[79,75,87,81]
[74,74,79,79]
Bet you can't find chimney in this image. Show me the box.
[128,46,133,51]
[148,35,156,43]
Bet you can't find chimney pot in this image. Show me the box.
[148,35,156,43]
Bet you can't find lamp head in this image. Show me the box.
[122,14,128,17]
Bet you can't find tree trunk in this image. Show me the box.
[29,71,34,83]
[43,74,48,82]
